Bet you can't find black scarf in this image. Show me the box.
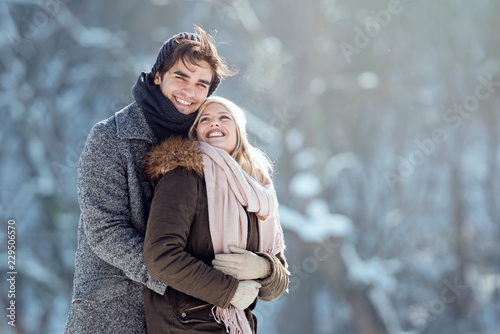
[131,72,197,142]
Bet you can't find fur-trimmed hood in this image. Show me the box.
[143,136,204,182]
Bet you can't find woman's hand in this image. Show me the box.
[230,280,261,310]
[213,246,271,280]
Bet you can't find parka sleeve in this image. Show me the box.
[78,121,166,294]
[255,251,289,301]
[144,168,239,309]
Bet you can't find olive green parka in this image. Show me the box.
[143,137,289,333]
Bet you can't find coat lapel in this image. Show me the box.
[115,102,155,143]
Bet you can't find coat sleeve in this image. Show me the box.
[255,251,289,302]
[78,121,166,294]
[144,168,239,309]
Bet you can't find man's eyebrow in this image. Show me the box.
[198,78,211,86]
[174,71,189,79]
[173,70,211,86]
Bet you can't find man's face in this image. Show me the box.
[154,59,213,115]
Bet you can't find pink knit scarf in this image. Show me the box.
[199,142,284,334]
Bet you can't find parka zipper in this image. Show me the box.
[180,303,212,318]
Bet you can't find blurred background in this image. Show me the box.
[1,0,500,333]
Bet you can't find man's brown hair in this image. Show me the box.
[155,25,237,96]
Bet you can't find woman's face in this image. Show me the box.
[196,103,238,154]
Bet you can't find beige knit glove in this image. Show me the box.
[230,280,261,310]
[213,246,271,280]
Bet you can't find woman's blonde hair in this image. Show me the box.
[188,96,273,183]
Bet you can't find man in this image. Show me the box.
[64,26,236,333]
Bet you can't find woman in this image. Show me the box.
[143,96,289,333]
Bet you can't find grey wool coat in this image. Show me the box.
[64,102,167,334]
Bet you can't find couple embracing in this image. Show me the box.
[64,25,289,334]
